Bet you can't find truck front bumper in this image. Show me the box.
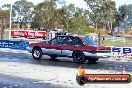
[84,52,111,58]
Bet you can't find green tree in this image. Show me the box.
[59,4,76,31]
[2,4,16,18]
[32,0,57,31]
[84,0,116,32]
[68,7,89,34]
[100,0,116,31]
[13,0,34,28]
[84,0,102,29]
[117,4,132,32]
[32,1,89,34]
[0,10,10,27]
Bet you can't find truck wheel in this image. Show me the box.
[88,58,99,63]
[32,48,42,60]
[72,51,86,64]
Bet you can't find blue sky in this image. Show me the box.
[0,0,132,9]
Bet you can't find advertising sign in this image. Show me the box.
[76,66,131,85]
[111,47,132,57]
[0,40,29,50]
[11,30,46,39]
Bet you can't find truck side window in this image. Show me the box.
[48,36,66,45]
[73,37,83,46]
[63,37,74,45]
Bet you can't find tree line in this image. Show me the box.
[0,0,132,34]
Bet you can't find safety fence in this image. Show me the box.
[105,37,126,44]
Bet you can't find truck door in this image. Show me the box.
[46,36,66,55]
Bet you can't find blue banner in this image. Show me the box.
[0,40,29,50]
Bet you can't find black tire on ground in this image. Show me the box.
[32,48,42,60]
[50,56,57,60]
[72,51,86,64]
[88,58,99,63]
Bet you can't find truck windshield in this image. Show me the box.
[81,37,97,46]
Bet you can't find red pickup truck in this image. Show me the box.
[26,35,111,64]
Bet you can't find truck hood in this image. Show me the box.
[96,45,111,53]
[97,45,111,50]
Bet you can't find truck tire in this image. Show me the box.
[72,51,86,64]
[32,48,42,60]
